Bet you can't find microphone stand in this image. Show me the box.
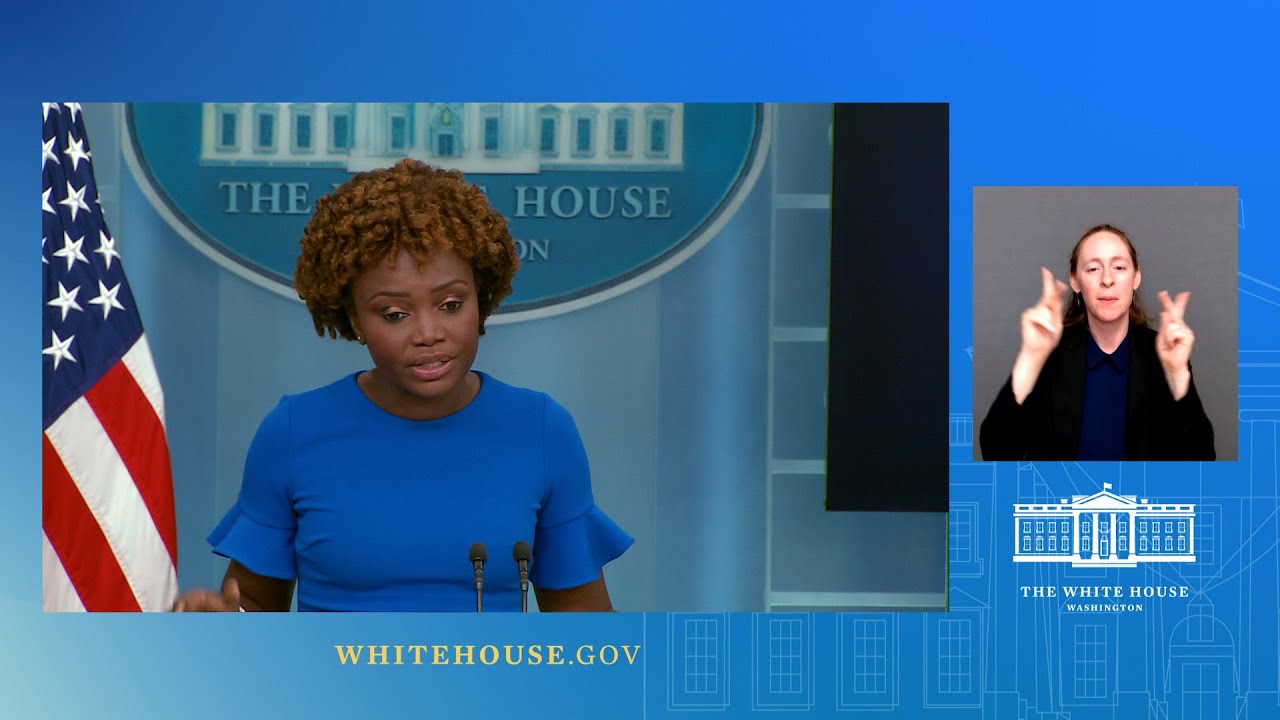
[518,562,529,613]
[513,541,532,613]
[470,542,487,613]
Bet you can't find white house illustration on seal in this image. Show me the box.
[198,102,684,174]
[1013,483,1195,567]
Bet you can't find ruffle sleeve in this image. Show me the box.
[530,395,634,589]
[208,502,296,579]
[206,397,297,580]
[530,505,634,590]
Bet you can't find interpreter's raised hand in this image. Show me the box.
[172,575,241,612]
[1156,290,1195,400]
[1020,267,1070,361]
[1010,267,1070,404]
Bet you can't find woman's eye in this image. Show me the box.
[1087,267,1098,273]
[383,311,408,322]
[441,300,463,313]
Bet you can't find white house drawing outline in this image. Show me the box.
[1013,483,1195,567]
[199,102,684,174]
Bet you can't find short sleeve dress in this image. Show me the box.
[207,371,634,611]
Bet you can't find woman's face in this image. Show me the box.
[346,248,481,420]
[1070,230,1142,327]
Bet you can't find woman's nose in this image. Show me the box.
[411,313,445,345]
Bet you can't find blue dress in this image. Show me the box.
[208,371,634,611]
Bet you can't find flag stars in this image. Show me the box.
[42,103,58,122]
[64,103,82,122]
[42,135,59,171]
[63,133,91,172]
[88,279,125,320]
[43,330,77,370]
[42,236,49,265]
[94,230,120,270]
[59,180,91,223]
[53,232,88,272]
[47,282,83,321]
[42,187,55,215]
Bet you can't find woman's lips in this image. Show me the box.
[409,356,452,381]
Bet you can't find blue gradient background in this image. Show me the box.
[5,2,1280,718]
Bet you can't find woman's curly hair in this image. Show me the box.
[295,159,519,339]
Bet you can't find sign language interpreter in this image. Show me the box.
[979,224,1214,461]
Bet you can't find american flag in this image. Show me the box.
[42,103,178,611]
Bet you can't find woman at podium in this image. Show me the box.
[174,160,632,611]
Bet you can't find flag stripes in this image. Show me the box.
[84,355,178,566]
[41,532,87,612]
[42,103,179,612]
[45,394,178,611]
[42,434,142,612]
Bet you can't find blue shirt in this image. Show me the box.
[208,371,633,611]
[1077,332,1130,460]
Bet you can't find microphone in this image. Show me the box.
[513,540,532,613]
[469,542,487,612]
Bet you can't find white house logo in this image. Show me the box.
[122,102,769,322]
[1013,484,1195,567]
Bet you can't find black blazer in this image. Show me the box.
[979,323,1215,461]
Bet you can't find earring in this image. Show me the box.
[356,334,365,344]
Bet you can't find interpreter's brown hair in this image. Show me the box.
[294,159,519,338]
[1064,223,1149,328]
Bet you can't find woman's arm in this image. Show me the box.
[172,560,295,612]
[1167,373,1216,460]
[227,560,295,611]
[979,375,1038,460]
[1013,267,1070,402]
[534,571,613,612]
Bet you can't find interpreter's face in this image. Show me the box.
[1069,230,1142,327]
[347,248,481,420]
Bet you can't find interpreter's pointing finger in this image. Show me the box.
[1040,267,1056,303]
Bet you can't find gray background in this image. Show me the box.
[972,186,1238,461]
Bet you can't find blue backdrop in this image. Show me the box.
[4,2,1279,718]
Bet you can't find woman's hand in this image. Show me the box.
[173,576,241,612]
[1020,267,1069,359]
[1012,267,1068,403]
[171,561,294,612]
[1156,290,1195,400]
